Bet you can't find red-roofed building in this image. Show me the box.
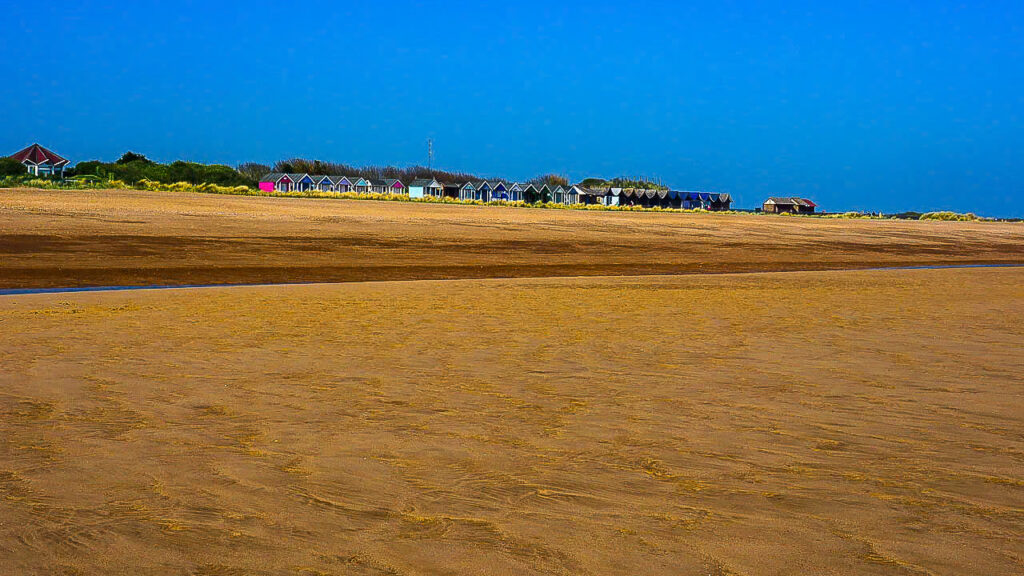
[763,197,817,214]
[10,144,70,177]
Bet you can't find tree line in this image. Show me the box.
[579,177,668,190]
[267,158,572,188]
[11,150,653,190]
[73,153,251,187]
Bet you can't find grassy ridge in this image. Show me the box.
[0,175,1007,221]
[1,176,741,214]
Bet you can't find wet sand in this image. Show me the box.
[1,268,1022,575]
[2,188,1022,289]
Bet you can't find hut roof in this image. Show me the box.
[11,143,69,167]
[259,172,287,183]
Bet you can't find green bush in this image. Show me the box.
[919,211,980,221]
[73,155,250,187]
[823,211,872,219]
[0,157,26,176]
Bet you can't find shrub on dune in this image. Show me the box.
[919,211,980,221]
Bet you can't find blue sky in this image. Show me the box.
[2,1,1022,215]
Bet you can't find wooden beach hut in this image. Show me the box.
[408,178,443,198]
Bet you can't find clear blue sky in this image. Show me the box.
[3,1,1022,215]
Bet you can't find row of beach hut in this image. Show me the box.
[258,173,732,210]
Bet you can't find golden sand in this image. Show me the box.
[1,268,1021,574]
